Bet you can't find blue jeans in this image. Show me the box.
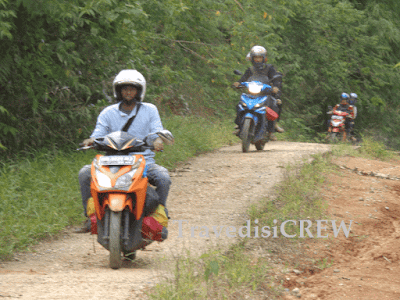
[78,163,171,217]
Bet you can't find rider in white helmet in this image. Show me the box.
[233,46,284,140]
[77,69,171,232]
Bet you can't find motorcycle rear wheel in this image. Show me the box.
[109,210,122,269]
[242,118,252,153]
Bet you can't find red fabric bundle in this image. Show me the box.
[266,107,279,121]
[142,216,164,241]
[90,213,98,235]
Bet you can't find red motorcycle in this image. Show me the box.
[327,107,350,142]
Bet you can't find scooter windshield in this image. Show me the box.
[248,74,270,84]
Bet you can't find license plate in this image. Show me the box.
[98,155,135,166]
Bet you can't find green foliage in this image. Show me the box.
[358,135,395,160]
[0,105,17,150]
[1,0,400,153]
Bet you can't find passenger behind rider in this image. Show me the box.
[233,45,284,141]
[328,92,355,141]
[348,93,358,141]
[76,69,171,233]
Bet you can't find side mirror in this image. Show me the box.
[271,74,283,80]
[157,130,174,145]
[233,70,243,76]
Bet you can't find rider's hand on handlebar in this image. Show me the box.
[153,137,164,152]
[82,137,95,147]
[233,82,241,88]
[272,86,279,94]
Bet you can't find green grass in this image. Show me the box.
[0,116,238,260]
[331,135,396,161]
[0,150,93,259]
[148,244,278,300]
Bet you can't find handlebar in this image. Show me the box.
[76,145,157,152]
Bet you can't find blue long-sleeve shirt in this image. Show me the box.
[90,102,164,165]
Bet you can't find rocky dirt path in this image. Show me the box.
[0,141,330,300]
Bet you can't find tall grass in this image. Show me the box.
[0,150,93,259]
[331,135,396,161]
[148,244,277,300]
[0,116,238,260]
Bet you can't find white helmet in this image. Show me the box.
[250,45,267,58]
[113,69,146,102]
[249,45,267,69]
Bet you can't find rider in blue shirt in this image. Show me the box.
[76,70,171,232]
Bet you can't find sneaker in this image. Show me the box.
[74,218,91,233]
[275,124,285,133]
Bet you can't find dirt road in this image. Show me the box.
[0,141,330,299]
[283,155,400,300]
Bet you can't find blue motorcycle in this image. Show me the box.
[233,70,279,152]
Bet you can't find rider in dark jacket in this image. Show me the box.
[233,46,283,140]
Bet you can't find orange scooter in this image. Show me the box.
[79,130,174,269]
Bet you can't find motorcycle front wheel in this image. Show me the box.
[109,210,122,269]
[330,132,339,143]
[242,118,253,153]
[255,139,265,150]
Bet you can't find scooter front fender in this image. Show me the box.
[107,193,133,212]
[244,112,258,124]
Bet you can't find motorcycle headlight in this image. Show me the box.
[248,82,262,95]
[115,169,138,188]
[96,170,112,188]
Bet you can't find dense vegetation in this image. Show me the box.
[1,0,399,154]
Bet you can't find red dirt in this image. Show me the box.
[283,156,400,300]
